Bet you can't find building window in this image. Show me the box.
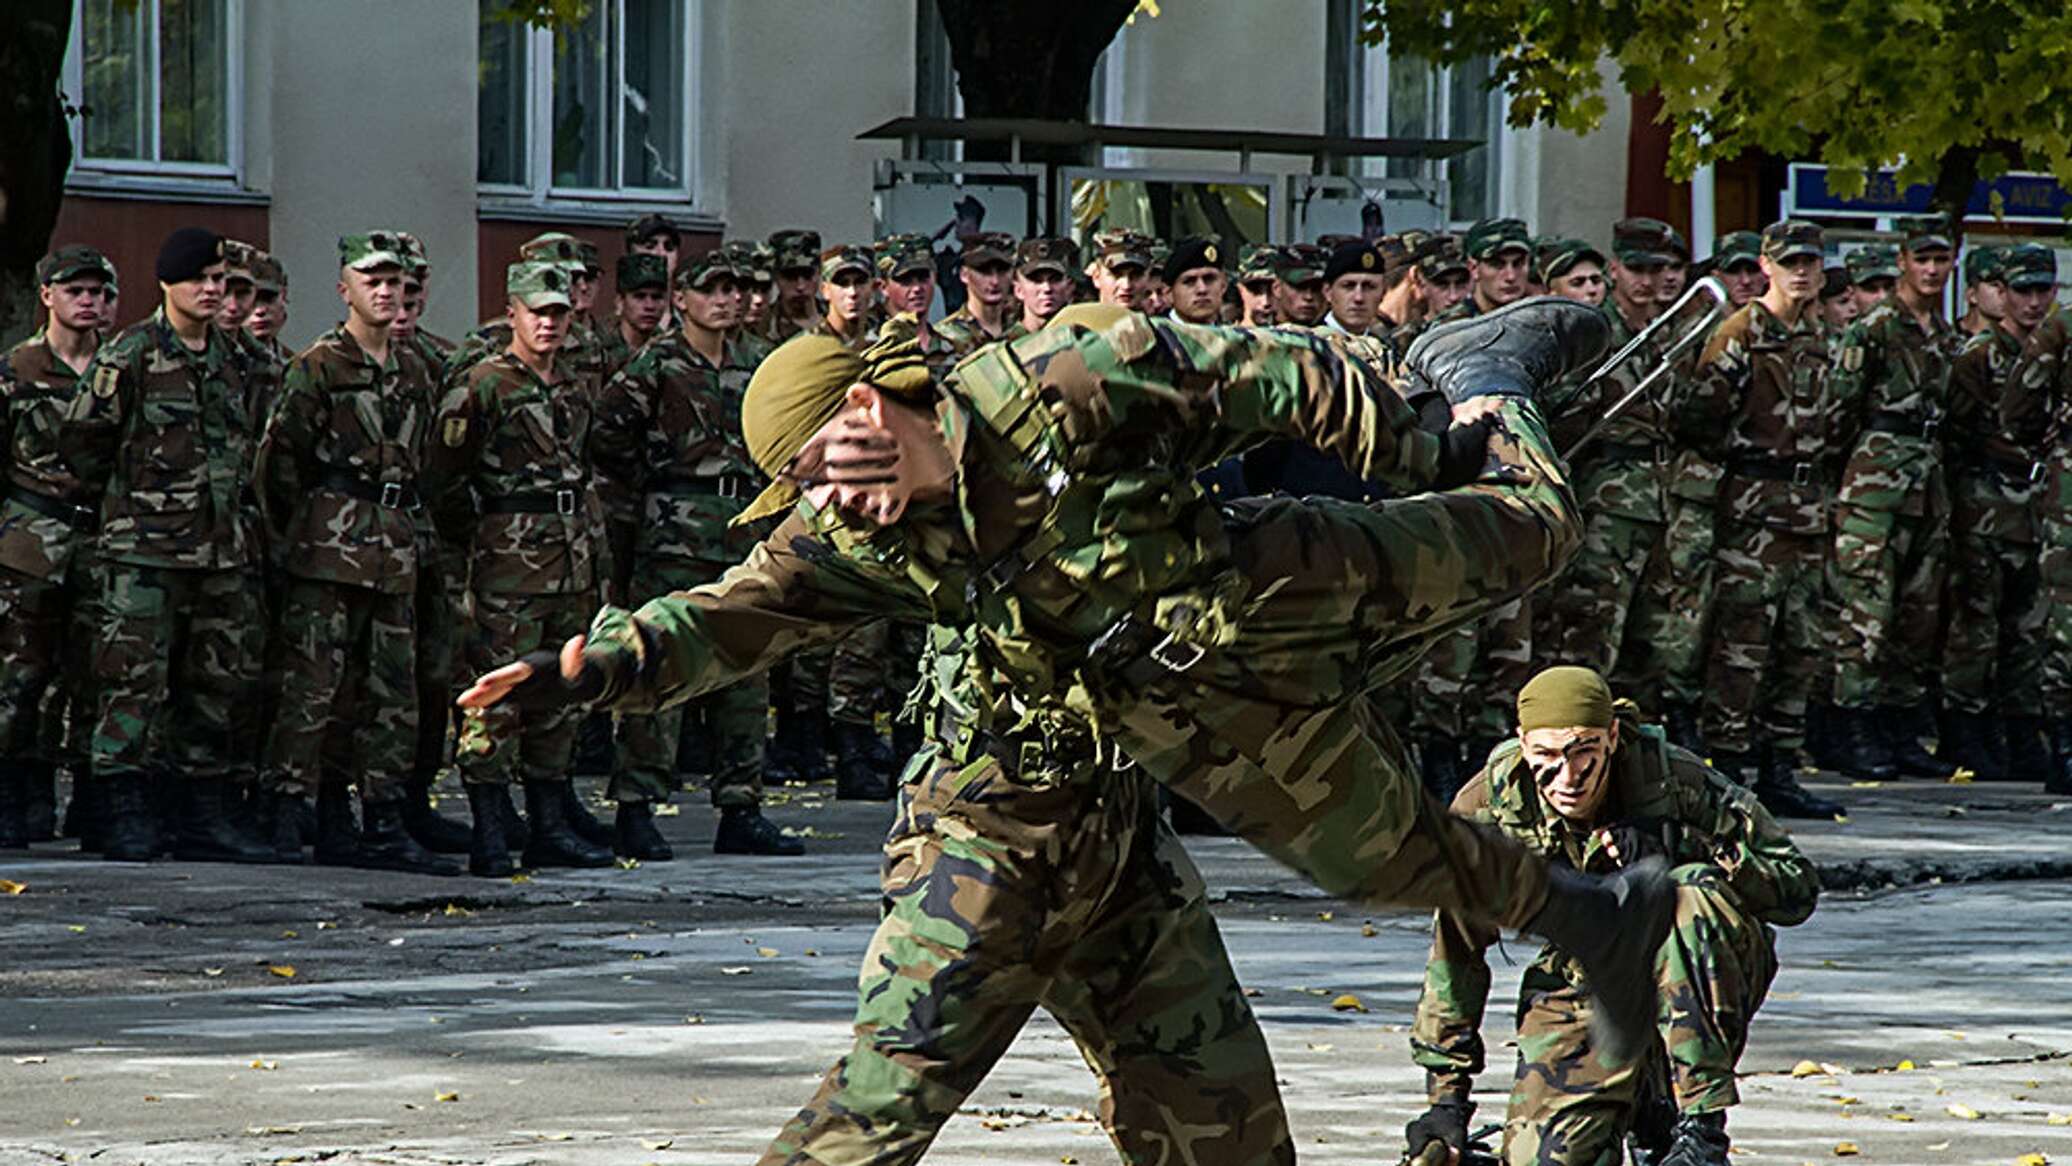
[1329,5,1503,225]
[478,0,695,206]
[65,0,240,181]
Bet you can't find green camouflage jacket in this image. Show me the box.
[932,305,1028,359]
[1946,325,2041,544]
[1544,299,1677,523]
[253,325,438,592]
[584,315,1455,737]
[422,351,604,596]
[2002,306,2072,520]
[1679,301,1838,535]
[60,309,260,570]
[1409,706,1819,1103]
[0,333,99,581]
[236,329,288,435]
[1828,300,1959,517]
[591,331,764,573]
[448,317,610,399]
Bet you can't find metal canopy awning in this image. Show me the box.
[857,117,1480,168]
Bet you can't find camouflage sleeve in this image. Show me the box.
[584,510,931,713]
[589,362,650,532]
[420,370,493,560]
[1676,317,1750,459]
[253,355,324,546]
[1676,757,1820,927]
[1824,320,1873,454]
[1945,336,1995,450]
[1408,772,1501,1104]
[56,345,133,498]
[2002,310,2068,448]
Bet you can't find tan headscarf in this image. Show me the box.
[1515,666,1616,732]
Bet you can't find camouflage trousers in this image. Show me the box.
[413,557,464,780]
[828,619,926,726]
[610,557,767,807]
[2039,507,2072,706]
[1110,399,1579,926]
[89,564,264,782]
[760,756,1292,1166]
[1941,523,2044,717]
[1411,596,1534,742]
[1647,494,1719,707]
[1701,522,1826,755]
[1539,509,1669,690]
[1501,865,1775,1165]
[1830,503,1947,710]
[260,578,418,801]
[0,569,71,763]
[455,588,594,786]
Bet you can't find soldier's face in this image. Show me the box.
[1657,261,1689,302]
[881,270,936,317]
[1093,262,1147,309]
[164,263,228,326]
[2006,284,2055,332]
[571,270,600,313]
[1822,293,1859,329]
[1470,251,1530,307]
[390,285,420,341]
[678,276,743,332]
[1900,247,1952,299]
[1238,279,1277,325]
[1521,723,1620,822]
[1719,263,1767,307]
[1016,268,1071,322]
[1763,254,1822,305]
[216,279,255,329]
[788,388,954,527]
[1609,260,1663,314]
[1326,271,1385,329]
[41,277,113,333]
[1142,278,1172,316]
[1171,268,1228,325]
[1967,277,2007,322]
[1548,262,1606,307]
[1423,271,1471,315]
[963,261,1013,308]
[823,272,872,322]
[1273,277,1326,324]
[621,286,669,334]
[340,265,404,328]
[632,236,679,282]
[1852,279,1894,313]
[776,269,817,309]
[249,288,287,339]
[508,299,570,358]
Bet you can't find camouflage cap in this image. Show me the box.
[1845,244,1900,285]
[616,251,669,293]
[1611,217,1678,267]
[1898,212,1953,254]
[1274,242,1329,284]
[221,238,261,283]
[676,247,744,291]
[36,244,116,286]
[1314,233,1364,252]
[625,212,679,247]
[1761,220,1824,262]
[1963,244,2009,284]
[1015,237,1076,277]
[768,229,823,273]
[959,231,1018,267]
[875,233,935,278]
[1713,230,1763,271]
[1145,239,1172,277]
[1090,228,1155,272]
[1663,224,1692,262]
[506,260,573,309]
[1235,242,1279,283]
[2001,242,2058,291]
[1535,237,1606,283]
[395,231,430,278]
[518,231,600,273]
[722,240,776,284]
[338,231,409,272]
[1463,217,1532,260]
[248,252,286,293]
[819,244,875,282]
[1413,234,1468,281]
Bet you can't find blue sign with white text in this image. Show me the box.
[1788,164,2072,223]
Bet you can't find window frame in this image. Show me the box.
[476,0,702,216]
[61,0,247,194]
[1344,30,1506,228]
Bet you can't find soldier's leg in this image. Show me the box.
[351,589,420,806]
[1475,595,1537,745]
[1501,988,1637,1166]
[1610,519,1681,710]
[0,573,66,844]
[260,580,355,803]
[166,568,264,781]
[1759,532,1827,759]
[1543,510,1656,677]
[1828,502,1900,712]
[1937,524,1999,717]
[609,561,706,806]
[828,621,892,797]
[1698,521,1783,760]
[707,676,771,808]
[1655,864,1778,1115]
[89,565,178,784]
[1885,510,1944,711]
[1998,539,2047,717]
[1653,488,1722,712]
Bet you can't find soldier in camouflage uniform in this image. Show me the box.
[1676,221,1846,819]
[245,252,292,365]
[0,246,117,847]
[1319,238,1390,337]
[1234,242,1280,327]
[1939,244,2056,779]
[391,234,456,364]
[1269,242,1329,327]
[625,212,681,288]
[1957,243,2008,338]
[446,233,611,398]
[1011,238,1078,333]
[1824,216,1962,780]
[932,232,1024,354]
[1536,238,1607,307]
[251,232,457,874]
[724,241,780,365]
[465,298,1686,1076]
[764,229,824,345]
[423,261,616,876]
[592,248,804,858]
[1846,244,1899,316]
[59,228,274,864]
[1405,666,1817,1166]
[601,252,670,378]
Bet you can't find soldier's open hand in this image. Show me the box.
[457,634,597,710]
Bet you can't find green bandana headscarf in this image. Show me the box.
[1516,666,1615,732]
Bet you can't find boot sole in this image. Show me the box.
[1585,857,1676,1067]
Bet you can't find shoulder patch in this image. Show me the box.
[442,416,470,447]
[1840,345,1864,373]
[92,365,121,398]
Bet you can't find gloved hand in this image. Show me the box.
[504,648,607,710]
[1404,1099,1473,1163]
[1599,817,1671,869]
[1433,418,1493,490]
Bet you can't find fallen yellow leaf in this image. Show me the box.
[757,947,780,958]
[1895,1059,1916,1071]
[66,924,85,934]
[641,1138,673,1151]
[0,879,26,895]
[1316,911,1334,922]
[1886,1112,1913,1122]
[1306,1042,1335,1052]
[1792,1060,1822,1077]
[248,1059,278,1071]
[2047,1113,2071,1126]
[1360,923,1378,938]
[2015,1155,2049,1166]
[1834,1143,1859,1157]
[280,930,298,939]
[203,968,224,977]
[508,874,532,884]
[1330,994,1367,1013]
[267,965,296,979]
[1947,1103,1981,1119]
[434,1090,460,1102]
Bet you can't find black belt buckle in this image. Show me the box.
[380,481,404,509]
[555,488,577,516]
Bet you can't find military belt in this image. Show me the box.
[1727,456,1824,486]
[5,485,97,530]
[1081,609,1207,691]
[318,469,422,511]
[649,474,750,500]
[935,713,1127,781]
[1594,440,1669,465]
[482,486,587,516]
[1865,411,1940,438]
[1969,451,2047,485]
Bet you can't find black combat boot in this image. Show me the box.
[1525,858,1676,1067]
[613,800,674,861]
[0,763,28,848]
[1803,701,1843,772]
[831,719,894,801]
[713,804,806,856]
[495,784,531,852]
[63,767,100,843]
[1935,709,2004,780]
[1828,706,1897,780]
[253,790,310,864]
[1657,1110,1731,1166]
[172,778,278,864]
[1417,733,1466,803]
[1706,749,1757,787]
[1402,295,1616,404]
[2004,715,2053,783]
[2048,719,2072,796]
[560,779,615,848]
[400,775,472,854]
[312,783,363,866]
[1882,706,1951,778]
[1752,744,1845,820]
[100,774,158,863]
[1662,702,1706,754]
[22,759,57,841]
[519,780,614,869]
[464,783,515,878]
[356,798,462,876]
[569,711,615,777]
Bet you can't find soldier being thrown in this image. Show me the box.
[461,298,1682,1067]
[1404,666,1817,1166]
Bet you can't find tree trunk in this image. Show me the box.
[0,0,74,349]
[934,0,1140,166]
[1928,145,1981,243]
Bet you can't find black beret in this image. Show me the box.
[157,227,226,285]
[1161,236,1226,284]
[1323,240,1386,283]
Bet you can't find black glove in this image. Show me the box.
[504,648,607,711]
[1405,1099,1473,1162]
[1433,418,1493,490]
[1600,817,1672,870]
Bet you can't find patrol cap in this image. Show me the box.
[37,245,116,286]
[819,244,874,282]
[519,231,600,273]
[675,247,741,291]
[249,252,286,293]
[1164,236,1227,283]
[1761,220,1824,263]
[506,260,573,309]
[1464,217,1532,260]
[722,240,775,284]
[1963,244,2008,284]
[2002,243,2058,291]
[1713,230,1763,271]
[220,239,263,285]
[1145,239,1172,279]
[1015,237,1076,277]
[616,251,669,293]
[1414,234,1469,281]
[1535,237,1605,283]
[1663,224,1692,262]
[959,231,1017,268]
[768,229,823,273]
[1274,242,1329,284]
[1322,239,1385,283]
[1898,212,1954,254]
[625,212,679,248]
[1374,234,1414,276]
[155,227,226,285]
[1611,217,1677,267]
[876,233,935,279]
[1846,244,1899,285]
[1235,242,1279,284]
[395,231,430,279]
[338,231,409,272]
[1091,228,1155,272]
